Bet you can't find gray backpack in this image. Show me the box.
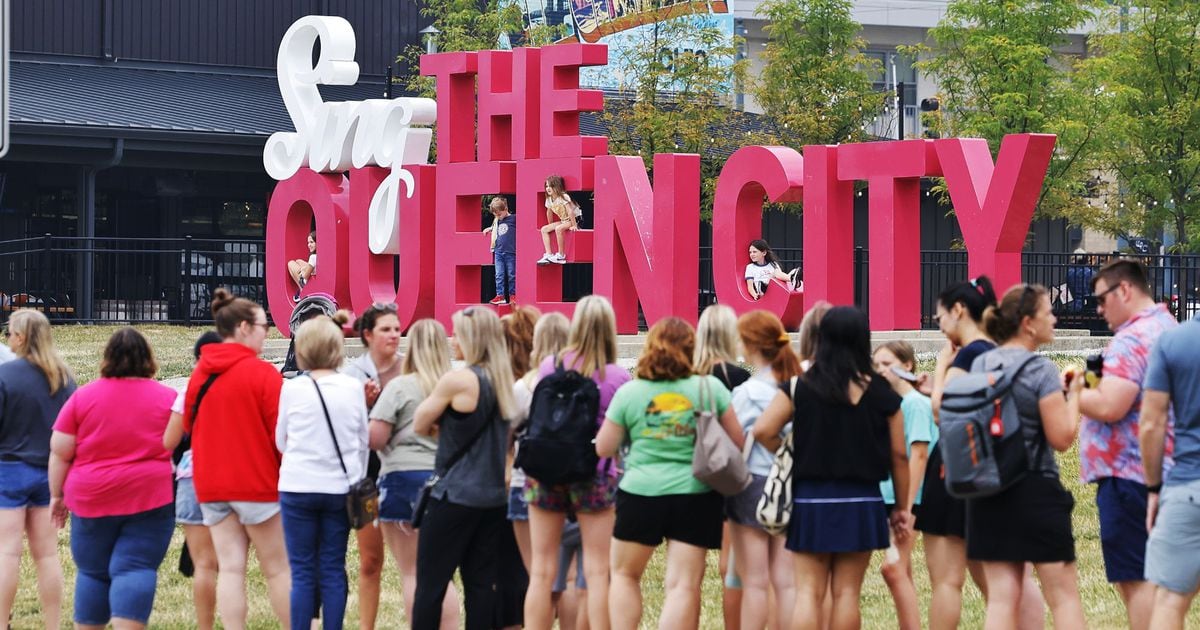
[938,353,1041,499]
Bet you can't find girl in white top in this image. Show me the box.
[745,239,796,300]
[537,174,581,266]
[729,310,802,630]
[275,312,369,629]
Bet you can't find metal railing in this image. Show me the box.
[2,236,1198,329]
[0,235,265,324]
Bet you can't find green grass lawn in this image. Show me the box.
[10,325,1199,628]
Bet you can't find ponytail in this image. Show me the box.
[737,310,802,382]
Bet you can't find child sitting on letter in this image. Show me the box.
[537,174,580,266]
[287,231,316,302]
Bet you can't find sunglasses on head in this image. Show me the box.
[1015,284,1036,316]
[366,302,398,315]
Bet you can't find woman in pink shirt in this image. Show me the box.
[49,328,177,629]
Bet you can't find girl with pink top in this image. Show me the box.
[523,295,631,630]
[49,327,177,629]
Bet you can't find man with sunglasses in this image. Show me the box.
[1077,258,1178,630]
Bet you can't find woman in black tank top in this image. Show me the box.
[412,308,517,630]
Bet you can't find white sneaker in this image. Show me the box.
[536,253,554,266]
[551,253,567,264]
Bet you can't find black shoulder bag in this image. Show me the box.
[177,371,220,578]
[174,373,220,465]
[410,374,496,529]
[309,375,380,530]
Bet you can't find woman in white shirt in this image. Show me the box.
[745,239,797,300]
[276,312,369,630]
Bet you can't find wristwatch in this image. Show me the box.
[1147,483,1163,494]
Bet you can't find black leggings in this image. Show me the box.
[412,497,507,630]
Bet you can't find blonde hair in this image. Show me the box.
[531,312,570,368]
[797,301,832,362]
[7,310,72,395]
[693,304,740,375]
[876,340,916,370]
[295,311,351,371]
[564,296,618,380]
[402,319,450,396]
[452,308,517,421]
[525,312,570,386]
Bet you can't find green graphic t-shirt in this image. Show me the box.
[605,375,731,496]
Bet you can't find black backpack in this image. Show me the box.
[515,356,602,486]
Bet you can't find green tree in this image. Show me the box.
[906,0,1109,223]
[1087,1,1200,251]
[597,15,748,217]
[752,0,887,148]
[398,0,555,97]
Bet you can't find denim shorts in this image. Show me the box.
[1146,479,1200,594]
[199,500,280,527]
[71,503,175,625]
[378,470,433,523]
[553,521,586,593]
[175,478,204,526]
[0,460,51,509]
[507,486,529,522]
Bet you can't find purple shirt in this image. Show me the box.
[539,351,631,477]
[1080,303,1178,483]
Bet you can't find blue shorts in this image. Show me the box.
[1096,477,1149,583]
[175,478,204,525]
[378,470,433,523]
[553,521,586,592]
[507,486,529,522]
[1146,479,1200,594]
[0,460,51,509]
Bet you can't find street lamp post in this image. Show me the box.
[420,25,440,55]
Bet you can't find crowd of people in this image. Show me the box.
[0,257,1198,630]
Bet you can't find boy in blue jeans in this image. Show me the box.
[485,196,516,305]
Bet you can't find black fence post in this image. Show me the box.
[854,246,865,311]
[183,236,192,325]
[41,234,51,311]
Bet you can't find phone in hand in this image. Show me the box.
[890,365,918,383]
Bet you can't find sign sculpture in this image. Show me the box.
[566,0,731,44]
[264,16,1056,335]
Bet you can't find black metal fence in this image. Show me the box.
[2,235,1199,329]
[0,235,265,324]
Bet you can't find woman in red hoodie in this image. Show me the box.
[183,288,290,629]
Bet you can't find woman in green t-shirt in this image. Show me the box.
[596,317,745,630]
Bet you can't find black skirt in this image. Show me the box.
[913,447,967,538]
[966,473,1076,563]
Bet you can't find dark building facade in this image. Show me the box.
[0,0,425,320]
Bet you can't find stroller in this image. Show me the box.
[281,292,337,376]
